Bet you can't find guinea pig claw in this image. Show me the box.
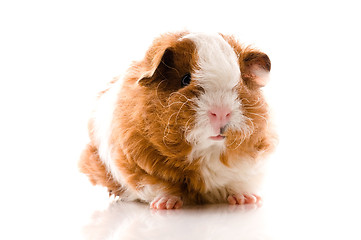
[227,193,261,205]
[150,196,183,210]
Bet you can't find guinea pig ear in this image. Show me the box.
[137,47,174,87]
[240,50,271,89]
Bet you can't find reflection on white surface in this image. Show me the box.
[83,201,269,240]
[78,166,361,240]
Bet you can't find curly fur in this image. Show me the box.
[79,32,277,206]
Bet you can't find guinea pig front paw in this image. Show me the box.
[227,193,261,205]
[150,196,183,210]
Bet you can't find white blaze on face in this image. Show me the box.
[183,33,248,149]
[183,33,240,90]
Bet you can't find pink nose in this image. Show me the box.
[208,107,231,134]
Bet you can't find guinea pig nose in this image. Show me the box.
[208,107,232,127]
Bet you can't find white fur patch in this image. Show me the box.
[183,33,250,149]
[92,79,147,201]
[183,33,240,90]
[186,90,251,151]
[92,79,139,200]
[196,149,266,203]
[183,33,263,200]
[92,80,124,184]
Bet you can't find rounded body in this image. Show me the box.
[79,32,276,209]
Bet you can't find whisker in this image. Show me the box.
[161,60,181,77]
[174,99,192,123]
[183,118,193,136]
[156,80,167,108]
[163,111,179,137]
[244,115,255,131]
[168,91,194,103]
[232,129,248,150]
[241,97,262,107]
[167,101,189,108]
[246,112,268,122]
[226,134,238,147]
[243,101,266,110]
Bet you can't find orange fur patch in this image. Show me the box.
[79,144,123,196]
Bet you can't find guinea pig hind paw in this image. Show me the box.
[227,193,261,205]
[150,196,183,210]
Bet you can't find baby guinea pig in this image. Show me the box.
[79,32,277,209]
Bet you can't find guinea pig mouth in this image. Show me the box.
[209,135,226,141]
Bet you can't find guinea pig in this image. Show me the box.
[79,32,277,209]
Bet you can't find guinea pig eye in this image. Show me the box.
[181,73,191,87]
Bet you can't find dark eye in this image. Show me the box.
[181,73,191,87]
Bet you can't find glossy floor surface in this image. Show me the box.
[80,186,361,240]
[84,201,268,240]
[3,160,360,240]
[86,203,273,239]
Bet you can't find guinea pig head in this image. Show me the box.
[137,32,271,158]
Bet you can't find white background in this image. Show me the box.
[1,0,361,239]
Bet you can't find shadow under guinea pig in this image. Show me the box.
[82,201,272,240]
